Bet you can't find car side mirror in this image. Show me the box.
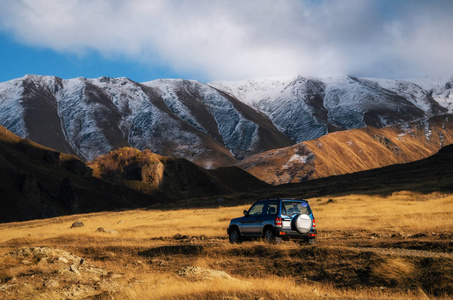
[243,210,249,217]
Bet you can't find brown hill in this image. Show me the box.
[239,114,453,185]
[271,143,453,198]
[88,147,268,199]
[0,125,164,223]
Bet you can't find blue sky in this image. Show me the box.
[0,32,181,82]
[0,0,452,83]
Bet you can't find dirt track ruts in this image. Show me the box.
[351,246,453,258]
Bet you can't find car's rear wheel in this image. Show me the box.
[229,227,241,244]
[264,228,282,244]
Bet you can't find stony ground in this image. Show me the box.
[1,246,124,299]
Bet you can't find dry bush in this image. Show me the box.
[371,257,416,286]
[91,147,164,183]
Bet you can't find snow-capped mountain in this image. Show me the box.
[210,75,450,143]
[0,74,452,169]
[0,75,292,168]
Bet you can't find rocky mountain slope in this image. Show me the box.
[211,75,452,143]
[0,74,452,170]
[0,75,292,169]
[239,114,453,185]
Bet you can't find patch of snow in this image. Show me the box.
[282,153,311,170]
[145,79,207,133]
[197,82,261,159]
[209,76,295,106]
[0,78,28,137]
[56,78,115,160]
[396,132,406,140]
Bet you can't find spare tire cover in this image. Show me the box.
[293,214,312,234]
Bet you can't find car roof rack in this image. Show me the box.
[285,198,307,201]
[261,197,308,202]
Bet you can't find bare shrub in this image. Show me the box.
[371,257,416,286]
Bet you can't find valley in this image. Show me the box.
[1,135,453,298]
[1,74,453,298]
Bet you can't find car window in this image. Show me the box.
[282,201,310,216]
[248,202,265,216]
[266,201,278,215]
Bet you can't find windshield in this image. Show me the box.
[282,201,310,216]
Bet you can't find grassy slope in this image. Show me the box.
[0,192,451,299]
[240,114,453,185]
[273,143,453,199]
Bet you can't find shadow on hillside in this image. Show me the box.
[164,145,453,209]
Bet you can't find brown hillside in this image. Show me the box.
[271,143,453,198]
[239,114,453,185]
[0,126,165,223]
[89,147,268,199]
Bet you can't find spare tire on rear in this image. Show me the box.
[292,214,312,234]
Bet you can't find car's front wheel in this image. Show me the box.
[264,228,282,244]
[229,227,241,244]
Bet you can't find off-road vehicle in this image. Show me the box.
[227,198,316,244]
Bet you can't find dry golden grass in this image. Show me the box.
[1,191,452,299]
[371,257,415,285]
[310,192,453,234]
[118,274,429,300]
[2,191,451,246]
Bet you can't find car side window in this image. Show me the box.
[266,201,278,215]
[248,202,265,216]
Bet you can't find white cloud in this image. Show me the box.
[0,0,452,80]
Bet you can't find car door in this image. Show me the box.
[240,201,266,236]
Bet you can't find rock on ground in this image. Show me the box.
[178,266,234,281]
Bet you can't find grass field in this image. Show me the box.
[1,192,452,299]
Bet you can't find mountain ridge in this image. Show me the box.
[1,74,452,172]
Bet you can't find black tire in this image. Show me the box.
[306,238,315,245]
[264,228,282,244]
[229,227,241,244]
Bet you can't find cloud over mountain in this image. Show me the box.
[0,0,452,80]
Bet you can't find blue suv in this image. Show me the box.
[227,198,317,244]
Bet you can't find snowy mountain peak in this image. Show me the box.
[0,74,452,169]
[0,75,292,168]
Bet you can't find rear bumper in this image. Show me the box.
[275,228,317,239]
